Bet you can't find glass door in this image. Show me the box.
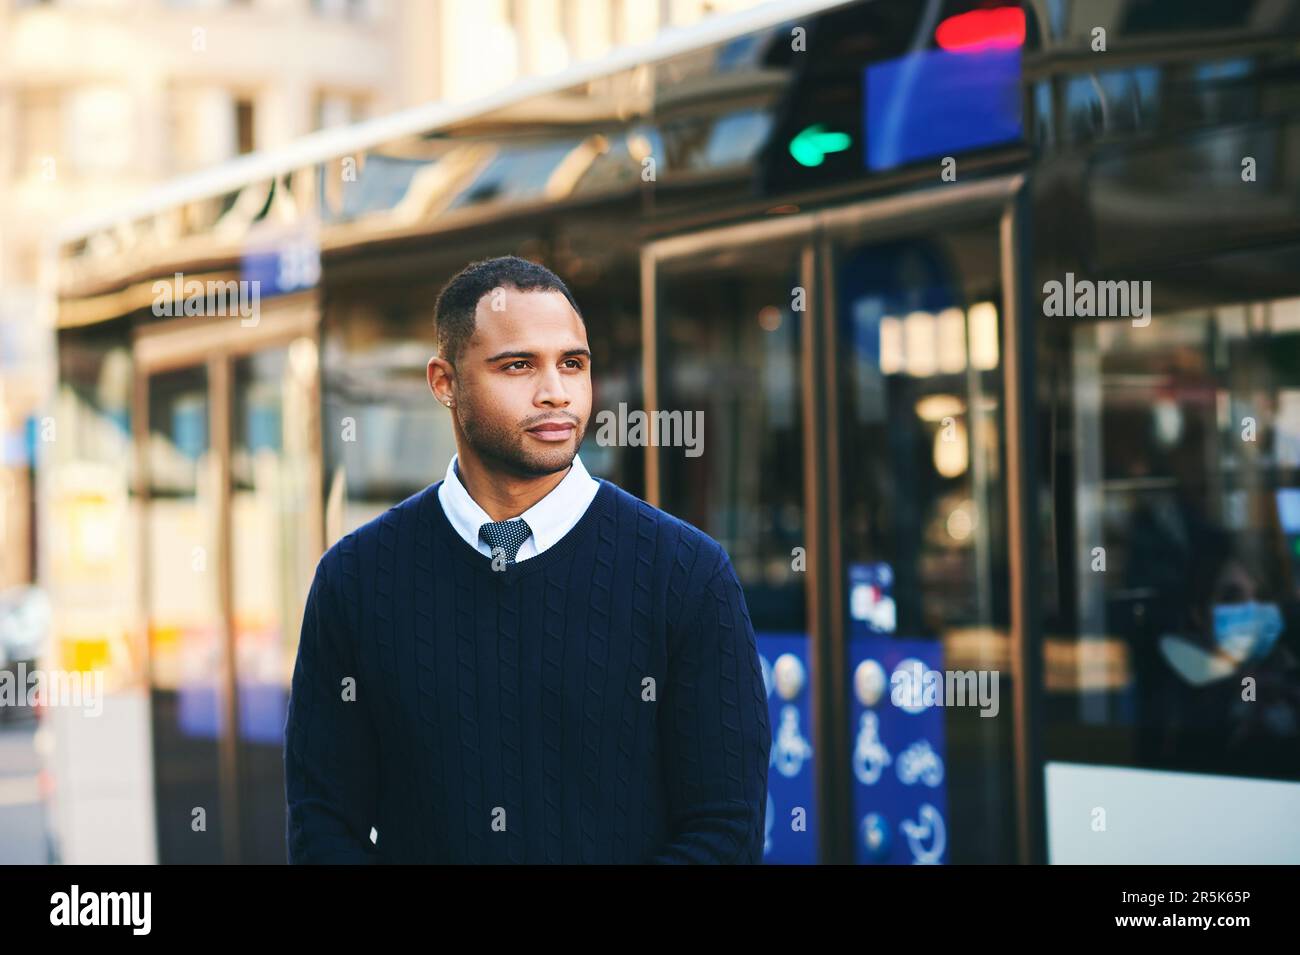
[136,299,321,863]
[826,210,1017,864]
[651,233,817,864]
[647,178,1029,864]
[230,342,319,863]
[143,361,229,864]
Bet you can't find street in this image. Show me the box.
[0,720,48,864]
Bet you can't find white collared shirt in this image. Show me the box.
[438,452,601,562]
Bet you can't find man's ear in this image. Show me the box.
[427,356,455,407]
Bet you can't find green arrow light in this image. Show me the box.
[789,124,852,167]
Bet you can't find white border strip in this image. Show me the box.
[1046,761,1300,863]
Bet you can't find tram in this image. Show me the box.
[43,0,1300,863]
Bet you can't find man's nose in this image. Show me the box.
[535,365,571,406]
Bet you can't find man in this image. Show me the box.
[285,255,771,863]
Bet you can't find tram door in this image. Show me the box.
[648,180,1030,864]
[823,202,1020,865]
[136,297,321,863]
[649,235,817,863]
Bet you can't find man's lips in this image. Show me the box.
[526,421,576,441]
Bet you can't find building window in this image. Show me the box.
[235,98,256,155]
[561,0,582,58]
[16,88,61,179]
[311,0,373,19]
[313,92,368,131]
[67,87,135,175]
[609,0,623,46]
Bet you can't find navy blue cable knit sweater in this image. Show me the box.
[284,477,771,863]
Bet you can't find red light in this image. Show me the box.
[935,7,1025,52]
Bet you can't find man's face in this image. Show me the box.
[453,287,592,477]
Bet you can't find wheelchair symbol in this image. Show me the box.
[773,704,813,778]
[851,711,891,786]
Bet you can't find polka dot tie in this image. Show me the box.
[478,519,532,565]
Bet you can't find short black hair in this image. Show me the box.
[434,255,583,365]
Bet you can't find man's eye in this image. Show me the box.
[505,360,530,371]
[563,359,585,369]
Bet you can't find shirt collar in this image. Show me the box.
[441,452,597,550]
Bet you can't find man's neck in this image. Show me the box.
[454,454,571,522]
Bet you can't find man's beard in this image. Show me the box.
[458,398,585,477]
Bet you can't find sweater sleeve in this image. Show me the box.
[284,557,381,864]
[648,552,772,864]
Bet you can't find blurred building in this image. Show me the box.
[0,0,758,589]
[0,0,398,593]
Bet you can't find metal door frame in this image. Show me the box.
[641,174,1044,864]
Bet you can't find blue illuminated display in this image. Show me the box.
[757,631,818,864]
[847,630,951,865]
[864,47,1022,171]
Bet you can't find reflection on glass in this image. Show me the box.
[231,343,317,863]
[322,298,461,537]
[657,241,812,864]
[146,364,224,864]
[658,243,806,626]
[51,335,138,689]
[836,222,1013,863]
[1051,293,1300,783]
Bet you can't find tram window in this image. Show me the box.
[231,346,318,863]
[54,331,133,474]
[145,364,226,864]
[339,153,430,220]
[447,141,579,210]
[1044,286,1300,784]
[50,329,138,688]
[322,296,456,537]
[655,240,812,864]
[550,229,645,499]
[656,241,807,632]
